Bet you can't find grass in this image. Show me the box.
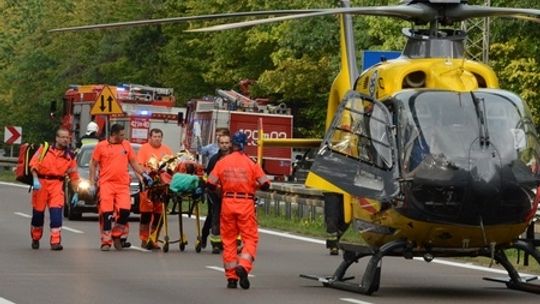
[0,169,15,182]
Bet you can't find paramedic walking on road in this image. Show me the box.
[207,131,270,289]
[89,124,152,251]
[30,127,80,250]
[137,128,173,249]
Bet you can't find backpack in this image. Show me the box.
[15,142,50,185]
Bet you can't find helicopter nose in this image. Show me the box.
[469,155,501,195]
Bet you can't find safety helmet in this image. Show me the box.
[86,121,99,135]
[232,131,248,150]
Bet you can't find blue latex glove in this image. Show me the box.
[32,178,41,191]
[142,172,153,187]
[71,193,79,205]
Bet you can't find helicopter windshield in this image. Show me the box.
[396,89,540,175]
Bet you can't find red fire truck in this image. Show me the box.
[183,89,293,177]
[61,83,186,150]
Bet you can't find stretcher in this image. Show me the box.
[147,186,203,253]
[144,153,204,252]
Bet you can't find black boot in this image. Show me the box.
[51,243,63,251]
[31,240,39,250]
[235,266,250,290]
[227,279,238,289]
[120,238,131,248]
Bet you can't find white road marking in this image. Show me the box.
[206,265,224,273]
[129,246,150,252]
[206,265,255,277]
[0,181,29,189]
[0,297,16,304]
[62,226,84,234]
[14,212,84,234]
[258,228,325,245]
[340,298,374,304]
[14,212,31,218]
[415,257,535,276]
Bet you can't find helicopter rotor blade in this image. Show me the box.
[48,3,540,34]
[445,5,540,22]
[48,9,323,33]
[185,6,434,33]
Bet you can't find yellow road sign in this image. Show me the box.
[91,86,123,115]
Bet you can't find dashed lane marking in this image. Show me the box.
[206,266,255,277]
[0,297,16,304]
[62,226,84,234]
[14,212,31,218]
[14,212,83,234]
[129,246,151,253]
[0,181,29,189]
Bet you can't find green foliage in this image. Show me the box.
[0,0,539,144]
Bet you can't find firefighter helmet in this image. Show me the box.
[86,121,99,135]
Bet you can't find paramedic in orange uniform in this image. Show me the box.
[207,131,270,289]
[89,124,152,251]
[30,127,80,250]
[137,128,173,249]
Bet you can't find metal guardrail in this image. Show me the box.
[256,182,324,220]
[0,157,17,167]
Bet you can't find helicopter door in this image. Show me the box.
[310,91,399,200]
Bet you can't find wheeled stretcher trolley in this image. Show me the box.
[163,190,202,252]
[147,174,203,252]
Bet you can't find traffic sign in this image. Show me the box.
[90,86,123,115]
[4,126,22,144]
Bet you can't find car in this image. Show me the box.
[63,143,142,220]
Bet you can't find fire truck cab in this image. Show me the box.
[183,88,294,178]
[61,83,186,151]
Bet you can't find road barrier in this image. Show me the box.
[0,157,17,167]
[256,182,324,221]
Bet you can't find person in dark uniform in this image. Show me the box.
[201,134,232,253]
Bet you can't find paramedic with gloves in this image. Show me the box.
[30,127,80,251]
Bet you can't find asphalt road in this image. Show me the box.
[1,181,539,304]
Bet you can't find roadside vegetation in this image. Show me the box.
[0,0,538,146]
[0,169,15,182]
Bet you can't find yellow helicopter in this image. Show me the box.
[50,0,540,295]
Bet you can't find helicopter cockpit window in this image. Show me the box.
[328,95,393,170]
[395,89,540,176]
[396,91,480,175]
[473,90,540,170]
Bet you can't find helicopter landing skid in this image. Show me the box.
[300,239,407,295]
[482,239,540,294]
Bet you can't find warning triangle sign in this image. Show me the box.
[91,86,123,115]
